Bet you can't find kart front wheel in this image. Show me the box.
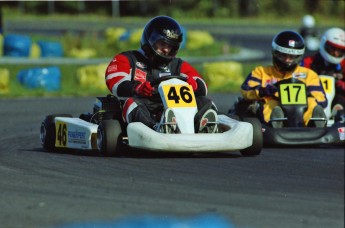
[97,119,123,156]
[240,117,263,156]
[40,114,73,151]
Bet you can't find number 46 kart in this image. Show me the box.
[40,76,263,156]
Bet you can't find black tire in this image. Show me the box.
[40,114,73,151]
[97,119,123,156]
[240,117,263,156]
[227,113,240,121]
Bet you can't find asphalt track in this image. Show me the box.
[0,95,344,228]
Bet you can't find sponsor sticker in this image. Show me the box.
[134,69,147,82]
[107,65,117,72]
[136,62,146,68]
[68,130,86,144]
[289,40,295,47]
[338,127,345,140]
[163,29,179,39]
[292,72,307,79]
[159,72,172,77]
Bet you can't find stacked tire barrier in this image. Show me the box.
[0,33,3,56]
[17,66,61,91]
[203,61,244,92]
[3,34,32,57]
[76,63,108,90]
[2,34,63,58]
[0,68,10,94]
[37,41,63,57]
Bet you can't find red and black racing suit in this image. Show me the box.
[105,49,216,129]
[301,53,345,109]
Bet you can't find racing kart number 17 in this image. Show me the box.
[161,84,197,108]
[279,83,307,105]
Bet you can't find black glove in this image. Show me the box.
[258,84,278,98]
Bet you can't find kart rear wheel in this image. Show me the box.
[97,119,122,156]
[240,117,263,156]
[40,114,73,151]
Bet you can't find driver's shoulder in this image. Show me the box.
[296,65,318,75]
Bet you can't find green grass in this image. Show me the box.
[1,62,259,98]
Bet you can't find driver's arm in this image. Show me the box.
[180,61,207,96]
[306,70,328,108]
[105,54,140,99]
[241,66,264,100]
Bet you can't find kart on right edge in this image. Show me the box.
[229,77,345,147]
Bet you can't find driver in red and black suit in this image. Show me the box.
[105,16,218,133]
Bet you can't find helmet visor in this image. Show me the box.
[273,51,303,66]
[148,30,180,58]
[324,41,345,58]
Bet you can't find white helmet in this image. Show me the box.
[302,15,315,28]
[319,27,345,64]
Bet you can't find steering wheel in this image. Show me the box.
[150,75,187,87]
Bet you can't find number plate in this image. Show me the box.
[161,84,197,108]
[55,121,67,147]
[280,83,307,105]
[320,76,333,94]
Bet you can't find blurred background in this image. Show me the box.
[0,0,344,97]
[1,0,344,19]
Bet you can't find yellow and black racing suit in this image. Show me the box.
[241,65,327,126]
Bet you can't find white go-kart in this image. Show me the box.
[40,76,263,156]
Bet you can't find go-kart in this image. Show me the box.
[229,77,345,146]
[318,74,345,126]
[40,76,263,156]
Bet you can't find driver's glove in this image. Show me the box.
[187,77,198,91]
[258,84,278,98]
[135,81,153,97]
[336,79,345,95]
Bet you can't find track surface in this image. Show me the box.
[0,96,343,228]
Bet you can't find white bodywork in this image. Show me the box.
[319,75,336,126]
[51,78,255,153]
[158,78,198,134]
[53,114,253,153]
[54,117,98,150]
[127,114,253,152]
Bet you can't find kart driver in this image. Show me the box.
[105,16,218,133]
[299,15,319,55]
[301,27,345,115]
[241,30,327,128]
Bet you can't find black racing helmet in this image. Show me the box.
[272,30,305,72]
[140,16,183,66]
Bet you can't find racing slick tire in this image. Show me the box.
[40,114,73,151]
[240,117,263,156]
[97,119,122,156]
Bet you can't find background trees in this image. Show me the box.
[0,0,343,20]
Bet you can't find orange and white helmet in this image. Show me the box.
[319,27,345,64]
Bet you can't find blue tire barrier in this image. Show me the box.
[181,26,187,49]
[17,66,61,91]
[119,30,131,42]
[37,40,64,57]
[3,34,32,57]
